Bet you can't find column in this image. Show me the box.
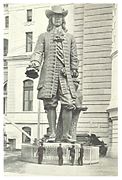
[107,4,118,158]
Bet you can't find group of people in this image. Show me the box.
[37,143,84,166]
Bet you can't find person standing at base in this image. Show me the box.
[57,143,63,165]
[78,143,84,166]
[68,145,75,165]
[37,142,45,164]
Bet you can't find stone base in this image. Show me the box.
[21,143,99,165]
[107,145,118,158]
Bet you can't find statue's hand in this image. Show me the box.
[72,69,79,78]
[29,60,40,71]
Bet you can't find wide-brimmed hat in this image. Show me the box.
[45,6,68,18]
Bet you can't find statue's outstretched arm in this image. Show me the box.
[30,33,45,67]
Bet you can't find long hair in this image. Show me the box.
[47,16,67,32]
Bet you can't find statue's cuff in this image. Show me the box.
[30,60,40,67]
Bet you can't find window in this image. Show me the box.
[4,4,8,8]
[27,9,32,22]
[3,83,7,114]
[23,80,33,111]
[5,16,9,28]
[22,127,31,143]
[4,39,8,56]
[26,32,33,52]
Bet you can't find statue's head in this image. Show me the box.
[45,5,68,32]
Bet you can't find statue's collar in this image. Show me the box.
[51,27,65,35]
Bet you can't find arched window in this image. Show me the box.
[23,80,33,111]
[22,126,31,143]
[3,82,7,114]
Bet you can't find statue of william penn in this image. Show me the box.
[26,5,80,143]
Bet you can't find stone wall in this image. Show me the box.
[74,4,114,144]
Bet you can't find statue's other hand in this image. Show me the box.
[72,69,79,78]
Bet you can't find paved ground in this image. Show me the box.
[4,150,118,176]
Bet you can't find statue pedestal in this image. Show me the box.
[21,143,99,165]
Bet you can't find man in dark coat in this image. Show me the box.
[37,142,45,164]
[26,5,79,143]
[78,143,84,166]
[57,143,63,165]
[68,145,75,165]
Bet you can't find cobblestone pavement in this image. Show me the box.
[4,150,118,176]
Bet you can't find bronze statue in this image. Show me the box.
[25,5,87,143]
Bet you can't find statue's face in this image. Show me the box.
[52,14,63,27]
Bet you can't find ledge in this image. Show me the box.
[3,55,32,61]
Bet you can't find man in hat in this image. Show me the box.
[68,145,75,165]
[57,143,63,165]
[26,5,79,143]
[37,142,46,164]
[78,143,84,166]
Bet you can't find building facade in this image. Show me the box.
[3,3,118,157]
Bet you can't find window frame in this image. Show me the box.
[5,16,9,28]
[3,83,7,114]
[26,32,33,52]
[23,80,33,111]
[27,9,32,22]
[22,126,31,143]
[4,38,8,56]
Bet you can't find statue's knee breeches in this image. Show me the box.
[43,96,58,111]
[60,93,76,110]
